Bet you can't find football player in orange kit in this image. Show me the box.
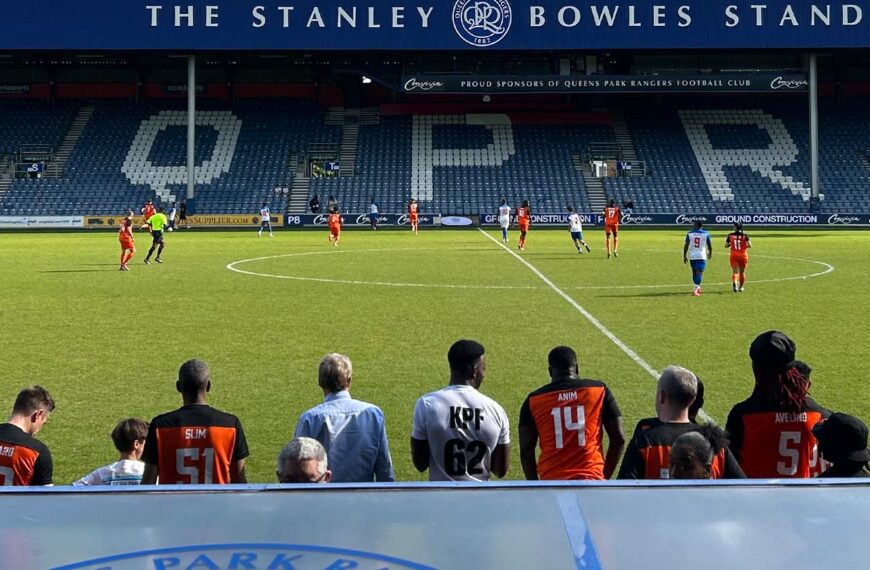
[516,200,531,251]
[408,199,419,235]
[603,199,621,258]
[327,208,342,246]
[118,210,136,271]
[726,222,752,292]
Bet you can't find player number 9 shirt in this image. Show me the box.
[412,385,510,482]
[143,404,249,484]
[519,378,621,480]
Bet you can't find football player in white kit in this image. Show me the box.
[497,198,511,243]
[411,340,510,482]
[566,206,591,254]
[258,202,273,237]
[683,220,713,296]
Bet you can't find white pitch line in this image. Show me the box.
[478,229,660,378]
[227,248,834,293]
[225,248,539,290]
[478,229,714,423]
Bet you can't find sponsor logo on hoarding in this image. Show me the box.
[312,214,330,225]
[827,214,862,225]
[675,214,709,225]
[441,216,473,226]
[620,214,655,225]
[53,543,434,570]
[403,77,444,92]
[0,216,84,228]
[452,0,512,47]
[770,76,809,90]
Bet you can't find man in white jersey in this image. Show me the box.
[368,197,379,230]
[167,202,177,231]
[411,339,510,481]
[683,220,713,297]
[73,418,148,485]
[497,198,512,243]
[566,206,591,254]
[258,202,273,237]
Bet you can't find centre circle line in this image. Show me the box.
[225,247,834,291]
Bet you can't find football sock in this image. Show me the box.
[157,245,164,258]
[614,237,619,252]
[739,274,746,286]
[693,273,702,286]
[502,228,508,240]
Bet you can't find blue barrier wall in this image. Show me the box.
[2,480,869,570]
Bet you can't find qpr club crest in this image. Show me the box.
[452,0,512,47]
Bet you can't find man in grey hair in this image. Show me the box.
[619,365,744,479]
[276,437,332,483]
[294,353,394,482]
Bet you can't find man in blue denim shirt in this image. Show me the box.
[294,353,394,482]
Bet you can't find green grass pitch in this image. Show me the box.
[2,227,869,483]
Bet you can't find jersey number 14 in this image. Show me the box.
[551,406,587,448]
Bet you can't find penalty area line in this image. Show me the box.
[477,228,713,423]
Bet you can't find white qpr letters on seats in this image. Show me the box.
[411,114,515,201]
[679,109,811,202]
[121,110,242,202]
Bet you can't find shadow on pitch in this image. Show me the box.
[596,290,731,298]
[41,268,119,273]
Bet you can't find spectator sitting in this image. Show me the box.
[622,198,635,213]
[309,194,320,214]
[669,431,714,479]
[619,366,744,479]
[73,418,149,486]
[813,413,870,478]
[726,331,831,478]
[276,437,332,483]
[326,195,338,212]
[141,359,249,485]
[669,424,732,480]
[0,386,55,486]
[294,353,394,482]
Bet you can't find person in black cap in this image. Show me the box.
[725,331,831,478]
[813,413,870,478]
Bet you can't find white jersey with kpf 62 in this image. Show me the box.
[412,385,510,482]
[260,207,270,223]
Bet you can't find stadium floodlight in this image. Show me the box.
[361,76,372,84]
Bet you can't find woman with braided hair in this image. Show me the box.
[725,331,832,478]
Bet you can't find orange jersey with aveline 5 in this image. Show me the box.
[328,213,342,230]
[409,203,418,216]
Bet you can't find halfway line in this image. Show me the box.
[478,229,714,424]
[478,228,659,378]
